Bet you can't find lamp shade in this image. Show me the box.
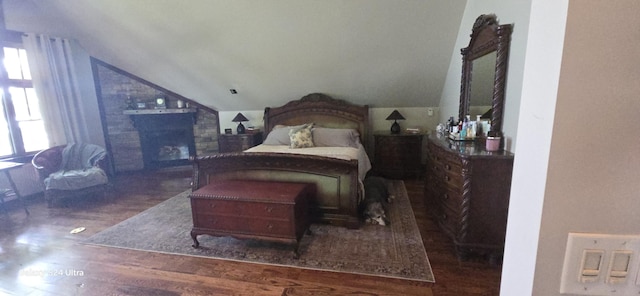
[231,113,249,122]
[385,110,405,121]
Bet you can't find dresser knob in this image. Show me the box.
[267,224,274,230]
[209,203,216,208]
[265,206,274,213]
[443,193,449,200]
[444,175,450,181]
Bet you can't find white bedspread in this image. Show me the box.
[244,144,372,180]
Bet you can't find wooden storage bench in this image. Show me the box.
[189,180,314,258]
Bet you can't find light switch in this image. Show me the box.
[607,250,633,284]
[560,233,640,295]
[580,249,605,283]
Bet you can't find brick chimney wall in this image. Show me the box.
[93,62,219,172]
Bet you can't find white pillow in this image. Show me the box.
[262,124,307,145]
[312,128,360,148]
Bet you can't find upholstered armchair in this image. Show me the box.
[32,143,111,207]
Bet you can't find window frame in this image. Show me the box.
[1,31,45,160]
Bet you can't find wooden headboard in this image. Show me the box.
[263,93,369,147]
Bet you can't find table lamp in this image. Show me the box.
[386,110,405,134]
[232,113,249,134]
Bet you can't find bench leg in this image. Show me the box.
[191,231,200,248]
[293,242,300,259]
[22,202,29,216]
[0,195,7,216]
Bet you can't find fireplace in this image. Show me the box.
[128,110,196,169]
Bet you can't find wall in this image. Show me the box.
[2,0,467,111]
[530,1,640,295]
[219,106,440,136]
[219,105,438,163]
[500,0,568,294]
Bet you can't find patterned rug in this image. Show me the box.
[84,180,434,282]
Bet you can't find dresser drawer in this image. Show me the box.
[437,205,459,237]
[429,144,463,168]
[245,218,294,237]
[440,187,463,213]
[194,213,293,237]
[441,169,463,191]
[194,214,247,232]
[192,199,239,215]
[429,161,463,190]
[193,199,292,219]
[241,202,292,219]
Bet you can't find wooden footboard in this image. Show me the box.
[191,152,361,228]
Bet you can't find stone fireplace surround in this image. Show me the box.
[126,109,197,169]
[93,58,220,173]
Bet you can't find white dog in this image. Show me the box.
[361,176,393,226]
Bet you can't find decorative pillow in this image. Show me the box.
[263,124,307,145]
[289,124,314,148]
[312,128,360,148]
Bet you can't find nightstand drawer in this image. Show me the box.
[219,132,263,152]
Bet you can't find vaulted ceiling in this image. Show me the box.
[3,0,466,111]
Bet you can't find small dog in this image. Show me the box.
[360,176,393,226]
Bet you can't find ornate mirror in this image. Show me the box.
[459,14,513,135]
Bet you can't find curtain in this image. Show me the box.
[22,33,91,146]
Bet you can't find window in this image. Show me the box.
[1,44,49,158]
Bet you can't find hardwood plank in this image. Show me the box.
[0,167,501,295]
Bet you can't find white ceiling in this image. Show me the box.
[3,0,466,111]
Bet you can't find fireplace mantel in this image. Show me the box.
[125,108,198,128]
[123,108,197,115]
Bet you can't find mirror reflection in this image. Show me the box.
[468,52,496,119]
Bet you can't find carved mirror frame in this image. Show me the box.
[459,14,513,135]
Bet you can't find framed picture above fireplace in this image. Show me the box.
[155,97,166,109]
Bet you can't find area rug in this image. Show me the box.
[84,180,434,282]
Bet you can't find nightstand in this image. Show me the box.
[373,132,424,179]
[218,132,263,152]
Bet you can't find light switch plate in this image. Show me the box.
[560,233,640,295]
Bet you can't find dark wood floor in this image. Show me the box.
[0,167,501,295]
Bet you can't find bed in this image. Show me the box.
[191,93,370,228]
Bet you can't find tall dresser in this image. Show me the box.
[424,133,514,261]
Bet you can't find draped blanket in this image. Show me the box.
[44,143,108,190]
